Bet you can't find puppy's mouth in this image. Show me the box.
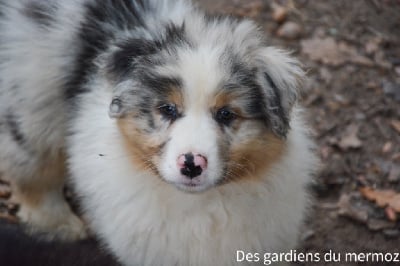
[153,170,209,193]
[173,179,212,193]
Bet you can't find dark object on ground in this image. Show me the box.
[0,220,120,266]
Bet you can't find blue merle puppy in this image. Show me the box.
[0,0,317,265]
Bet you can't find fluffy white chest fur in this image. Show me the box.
[0,0,317,265]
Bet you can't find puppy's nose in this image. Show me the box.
[177,153,207,178]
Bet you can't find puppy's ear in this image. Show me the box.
[105,39,159,119]
[255,47,305,138]
[109,97,124,118]
[107,80,139,119]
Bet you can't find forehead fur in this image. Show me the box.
[183,15,262,56]
[106,8,301,138]
[107,14,263,81]
[107,16,263,102]
[151,17,265,109]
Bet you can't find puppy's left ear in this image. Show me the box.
[255,47,305,138]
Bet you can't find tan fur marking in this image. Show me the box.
[12,151,66,207]
[167,88,183,107]
[213,91,235,110]
[118,118,160,175]
[210,92,245,118]
[226,132,285,182]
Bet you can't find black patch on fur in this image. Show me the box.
[0,3,4,18]
[23,1,56,27]
[0,220,120,266]
[140,74,182,95]
[264,73,283,115]
[64,0,148,99]
[264,72,290,137]
[229,62,266,119]
[107,23,188,82]
[6,112,25,146]
[108,39,159,81]
[229,61,290,137]
[162,22,188,48]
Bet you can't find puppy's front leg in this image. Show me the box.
[9,152,87,241]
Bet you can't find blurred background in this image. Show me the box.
[0,1,399,265]
[194,0,400,265]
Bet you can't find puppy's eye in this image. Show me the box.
[158,104,179,121]
[215,107,236,126]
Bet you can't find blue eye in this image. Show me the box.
[215,107,236,125]
[158,104,179,121]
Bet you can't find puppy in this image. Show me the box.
[0,0,317,265]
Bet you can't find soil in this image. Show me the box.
[1,1,399,265]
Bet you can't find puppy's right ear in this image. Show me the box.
[108,98,124,118]
[107,80,138,119]
[105,39,160,119]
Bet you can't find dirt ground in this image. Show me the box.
[195,0,400,265]
[1,0,399,265]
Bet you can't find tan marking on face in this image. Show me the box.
[118,118,161,175]
[213,90,235,110]
[167,87,183,107]
[210,90,247,132]
[212,90,244,114]
[226,131,285,182]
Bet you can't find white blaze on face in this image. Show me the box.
[159,46,226,192]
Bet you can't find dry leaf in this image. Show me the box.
[338,194,368,223]
[385,206,397,222]
[338,124,362,150]
[374,50,392,69]
[382,141,393,154]
[234,0,263,18]
[301,37,346,66]
[360,187,400,212]
[365,38,380,55]
[301,37,374,67]
[277,21,302,40]
[271,4,288,23]
[339,42,374,67]
[338,42,374,66]
[390,120,400,134]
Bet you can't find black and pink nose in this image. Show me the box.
[177,153,208,178]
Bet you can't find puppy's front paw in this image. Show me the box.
[17,199,88,241]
